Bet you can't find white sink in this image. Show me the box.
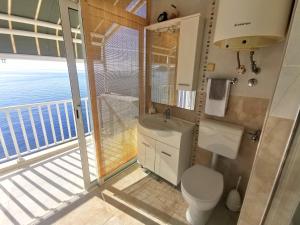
[139,114,194,132]
[138,114,194,148]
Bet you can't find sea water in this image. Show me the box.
[0,71,89,160]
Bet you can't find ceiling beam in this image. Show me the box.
[56,19,61,57]
[34,0,42,55]
[128,0,146,12]
[7,0,17,54]
[104,0,146,41]
[0,28,82,44]
[0,13,81,34]
[113,0,120,6]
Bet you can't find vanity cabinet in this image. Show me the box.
[137,133,156,171]
[137,115,194,185]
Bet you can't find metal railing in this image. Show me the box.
[0,98,91,163]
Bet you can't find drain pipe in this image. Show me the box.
[236,51,246,75]
[211,153,219,169]
[250,51,260,74]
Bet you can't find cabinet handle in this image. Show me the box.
[178,83,190,86]
[161,151,171,157]
[142,142,150,147]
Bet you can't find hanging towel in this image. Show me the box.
[209,79,227,100]
[205,78,231,117]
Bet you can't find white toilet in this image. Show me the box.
[181,119,244,225]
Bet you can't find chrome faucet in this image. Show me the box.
[164,107,171,121]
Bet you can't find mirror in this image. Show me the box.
[150,29,178,106]
[149,29,196,110]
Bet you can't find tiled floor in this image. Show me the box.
[0,150,238,225]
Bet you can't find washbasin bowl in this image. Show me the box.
[139,114,194,133]
[138,114,194,148]
[139,116,175,131]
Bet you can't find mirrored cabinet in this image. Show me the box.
[145,14,204,110]
[150,29,178,106]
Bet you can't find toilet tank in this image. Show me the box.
[198,119,244,159]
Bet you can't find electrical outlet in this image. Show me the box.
[207,63,215,72]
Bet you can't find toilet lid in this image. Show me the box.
[181,165,223,202]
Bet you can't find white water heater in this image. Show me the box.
[213,0,293,50]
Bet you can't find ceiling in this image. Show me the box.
[0,0,146,59]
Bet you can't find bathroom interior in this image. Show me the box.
[0,0,300,224]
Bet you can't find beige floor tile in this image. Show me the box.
[51,197,116,225]
[1,150,239,225]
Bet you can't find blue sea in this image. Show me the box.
[0,71,90,161]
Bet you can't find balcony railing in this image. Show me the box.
[0,98,91,163]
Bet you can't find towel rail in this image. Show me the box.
[206,77,238,85]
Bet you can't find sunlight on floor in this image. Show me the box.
[42,165,238,225]
[0,155,238,225]
[0,147,96,225]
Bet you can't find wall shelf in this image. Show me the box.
[145,13,201,31]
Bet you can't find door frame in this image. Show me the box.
[58,0,95,189]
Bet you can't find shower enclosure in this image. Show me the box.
[263,110,300,225]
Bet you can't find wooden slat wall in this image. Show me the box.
[80,0,148,177]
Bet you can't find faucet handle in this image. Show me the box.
[247,129,261,142]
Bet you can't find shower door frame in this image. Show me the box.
[262,108,300,224]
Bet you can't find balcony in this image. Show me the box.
[0,100,99,184]
[0,98,94,224]
[0,147,93,225]
[0,93,139,173]
[0,95,140,224]
[0,98,91,164]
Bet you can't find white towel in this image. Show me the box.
[205,79,231,117]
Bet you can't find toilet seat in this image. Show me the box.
[181,165,223,203]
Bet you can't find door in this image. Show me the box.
[137,133,146,165]
[59,0,97,189]
[138,134,156,172]
[155,142,179,184]
[0,0,97,190]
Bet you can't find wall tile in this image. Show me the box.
[238,116,294,225]
[283,3,300,66]
[270,66,300,119]
[195,95,269,196]
[207,42,284,99]
[207,96,269,130]
[238,3,300,225]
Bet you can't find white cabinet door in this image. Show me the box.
[176,15,202,91]
[138,134,156,172]
[137,133,146,165]
[155,141,180,185]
